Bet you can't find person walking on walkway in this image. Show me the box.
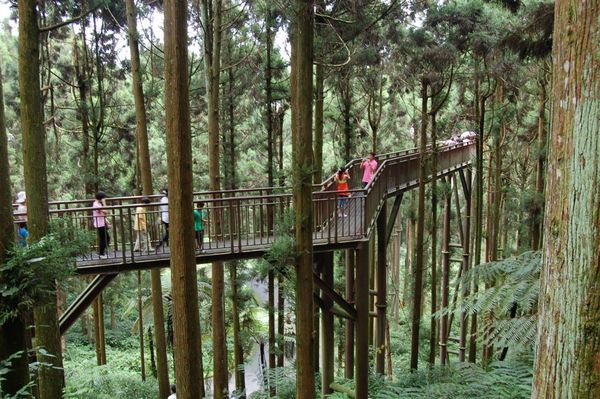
[157,188,169,248]
[15,191,28,246]
[194,201,208,252]
[134,197,153,253]
[92,191,110,259]
[360,151,378,188]
[334,167,351,217]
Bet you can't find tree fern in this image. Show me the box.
[436,251,541,350]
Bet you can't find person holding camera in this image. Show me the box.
[334,167,351,217]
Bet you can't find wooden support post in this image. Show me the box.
[439,176,452,366]
[376,201,387,374]
[321,251,334,397]
[458,169,472,363]
[355,242,370,399]
[344,249,355,379]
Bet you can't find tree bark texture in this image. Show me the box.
[124,1,170,395]
[410,80,428,371]
[532,1,600,398]
[0,60,31,396]
[200,1,228,395]
[164,1,203,398]
[291,1,315,397]
[19,1,65,397]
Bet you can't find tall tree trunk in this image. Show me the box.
[532,2,600,397]
[428,111,438,365]
[200,1,228,396]
[291,1,315,397]
[313,61,324,183]
[531,65,548,251]
[125,0,170,395]
[164,1,203,398]
[265,9,277,392]
[19,1,64,397]
[341,74,352,163]
[410,79,428,371]
[224,37,245,395]
[137,271,146,381]
[0,59,31,397]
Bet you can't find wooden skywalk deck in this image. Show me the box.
[13,141,476,334]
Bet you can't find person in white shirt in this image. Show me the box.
[167,384,176,399]
[158,188,169,248]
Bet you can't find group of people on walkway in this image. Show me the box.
[91,189,208,259]
[333,152,378,217]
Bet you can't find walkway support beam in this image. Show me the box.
[320,252,334,397]
[376,201,387,374]
[385,194,403,247]
[439,176,452,365]
[458,169,472,362]
[355,241,370,398]
[344,249,355,379]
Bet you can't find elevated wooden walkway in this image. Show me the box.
[15,141,475,334]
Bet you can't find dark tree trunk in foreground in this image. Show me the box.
[532,1,600,397]
[19,1,64,397]
[410,80,428,371]
[164,1,203,397]
[0,60,31,397]
[125,0,170,395]
[291,1,315,397]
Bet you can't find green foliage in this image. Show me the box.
[0,351,34,398]
[63,342,158,399]
[0,218,93,323]
[372,361,532,398]
[439,251,541,351]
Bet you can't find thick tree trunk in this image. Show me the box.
[125,0,170,394]
[19,1,64,397]
[410,80,428,371]
[164,1,203,398]
[291,2,315,397]
[532,2,600,397]
[0,61,31,396]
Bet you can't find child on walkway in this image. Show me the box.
[134,197,153,253]
[334,167,350,217]
[194,202,208,252]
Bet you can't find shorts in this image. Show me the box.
[195,230,204,242]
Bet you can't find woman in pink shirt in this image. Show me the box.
[92,191,110,258]
[360,152,378,188]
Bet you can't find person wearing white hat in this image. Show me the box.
[15,191,28,246]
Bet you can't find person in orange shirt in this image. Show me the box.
[334,167,350,217]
